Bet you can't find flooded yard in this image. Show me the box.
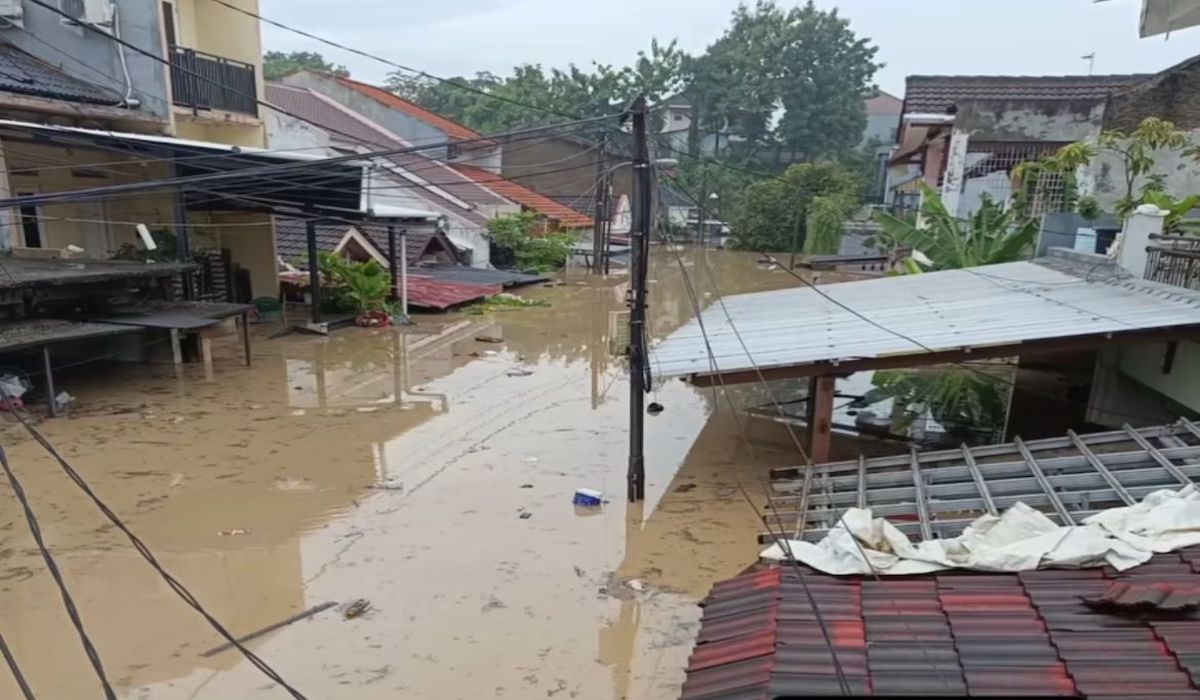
[0,249,829,700]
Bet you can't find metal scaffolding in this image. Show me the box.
[767,419,1200,542]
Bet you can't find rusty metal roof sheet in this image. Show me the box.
[682,553,1200,698]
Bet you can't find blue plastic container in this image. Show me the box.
[573,488,603,507]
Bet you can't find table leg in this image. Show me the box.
[241,311,252,366]
[43,346,56,418]
[201,331,214,382]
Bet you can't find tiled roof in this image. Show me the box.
[0,43,121,105]
[332,75,487,143]
[264,84,504,217]
[903,74,1150,114]
[682,554,1200,699]
[452,164,593,229]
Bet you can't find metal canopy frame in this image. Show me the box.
[766,419,1200,542]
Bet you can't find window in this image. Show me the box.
[16,195,41,248]
[161,1,177,47]
[446,143,461,160]
[59,0,85,22]
[673,114,685,122]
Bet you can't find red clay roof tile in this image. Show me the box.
[452,164,593,229]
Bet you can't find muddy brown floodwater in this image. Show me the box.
[0,249,835,700]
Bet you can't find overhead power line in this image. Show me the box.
[0,445,117,700]
[202,0,584,124]
[0,631,35,700]
[0,112,621,211]
[0,394,311,699]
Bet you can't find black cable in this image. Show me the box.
[0,396,311,700]
[203,0,586,125]
[663,175,1184,426]
[0,444,116,700]
[0,629,37,700]
[0,111,620,211]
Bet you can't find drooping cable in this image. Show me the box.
[0,444,116,700]
[0,631,35,700]
[0,390,311,700]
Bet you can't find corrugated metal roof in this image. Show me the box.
[683,554,1200,698]
[414,264,548,288]
[406,275,498,310]
[0,43,122,105]
[903,74,1149,114]
[653,250,1200,381]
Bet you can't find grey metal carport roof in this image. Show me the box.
[652,249,1200,384]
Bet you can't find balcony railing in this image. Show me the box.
[169,45,258,117]
[1145,234,1200,291]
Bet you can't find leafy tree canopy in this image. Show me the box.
[729,161,860,252]
[389,0,879,165]
[264,50,350,81]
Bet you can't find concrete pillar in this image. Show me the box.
[939,129,970,218]
[1117,205,1165,277]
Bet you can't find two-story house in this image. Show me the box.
[0,0,324,299]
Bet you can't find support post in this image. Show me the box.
[591,133,609,274]
[805,375,835,463]
[170,158,193,300]
[627,94,650,503]
[387,224,399,302]
[42,346,55,418]
[240,311,252,366]
[400,228,409,318]
[305,215,321,325]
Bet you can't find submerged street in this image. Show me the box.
[0,250,823,700]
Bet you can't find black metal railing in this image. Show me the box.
[1145,234,1200,291]
[169,45,258,116]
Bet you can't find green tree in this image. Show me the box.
[687,1,881,163]
[487,212,574,273]
[389,40,685,133]
[729,161,860,252]
[874,182,1038,272]
[263,51,349,81]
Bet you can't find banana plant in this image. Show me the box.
[873,182,1039,272]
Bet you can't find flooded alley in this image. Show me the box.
[0,250,826,700]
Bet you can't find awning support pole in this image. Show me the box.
[806,375,835,463]
[306,214,321,325]
[42,346,56,418]
[170,158,193,300]
[400,228,409,319]
[387,225,398,303]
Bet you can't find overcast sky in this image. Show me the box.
[260,0,1200,96]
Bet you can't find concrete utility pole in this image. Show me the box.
[590,133,609,274]
[627,94,650,503]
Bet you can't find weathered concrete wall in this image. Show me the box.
[1106,60,1200,132]
[0,0,171,121]
[503,136,634,204]
[954,99,1106,143]
[1087,143,1200,212]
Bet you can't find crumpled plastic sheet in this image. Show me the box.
[761,485,1200,575]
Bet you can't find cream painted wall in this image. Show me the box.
[1118,340,1200,415]
[209,211,277,298]
[4,141,177,255]
[174,0,264,100]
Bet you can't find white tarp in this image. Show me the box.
[761,485,1200,575]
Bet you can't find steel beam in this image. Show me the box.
[960,445,998,516]
[1122,423,1191,486]
[1068,429,1134,506]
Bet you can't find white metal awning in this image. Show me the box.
[1140,0,1200,37]
[652,249,1200,384]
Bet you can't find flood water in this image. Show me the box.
[0,249,841,700]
